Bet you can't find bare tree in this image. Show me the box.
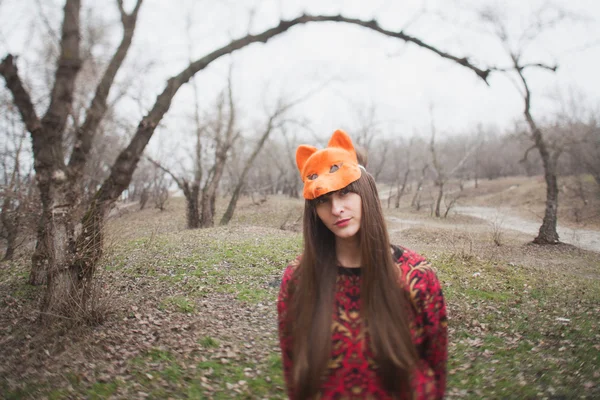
[219,105,284,226]
[1,0,143,290]
[221,84,326,225]
[199,79,239,228]
[261,128,302,198]
[151,176,170,212]
[481,7,567,244]
[1,3,492,321]
[429,116,476,218]
[393,137,415,208]
[411,164,429,211]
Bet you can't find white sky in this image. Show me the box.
[1,0,599,155]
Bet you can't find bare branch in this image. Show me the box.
[67,0,143,181]
[33,0,60,49]
[520,144,537,163]
[0,55,43,135]
[449,143,478,176]
[490,62,558,73]
[116,0,125,17]
[146,156,183,189]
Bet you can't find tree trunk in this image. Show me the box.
[220,183,243,225]
[434,182,444,218]
[411,186,421,208]
[139,188,149,210]
[1,196,19,261]
[534,158,560,244]
[42,196,110,318]
[411,165,428,208]
[2,219,17,261]
[29,215,49,285]
[200,156,227,228]
[184,183,200,229]
[39,184,80,319]
[395,169,410,208]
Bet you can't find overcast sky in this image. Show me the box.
[1,0,599,155]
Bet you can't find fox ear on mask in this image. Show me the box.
[327,129,356,156]
[296,145,318,173]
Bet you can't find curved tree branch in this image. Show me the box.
[95,12,492,205]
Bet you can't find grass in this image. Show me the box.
[434,252,600,398]
[200,335,220,348]
[160,296,195,313]
[1,195,599,399]
[109,226,302,305]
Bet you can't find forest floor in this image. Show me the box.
[0,175,599,399]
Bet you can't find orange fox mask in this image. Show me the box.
[296,130,362,200]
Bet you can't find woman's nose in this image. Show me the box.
[331,197,344,215]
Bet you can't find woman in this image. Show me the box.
[277,130,447,399]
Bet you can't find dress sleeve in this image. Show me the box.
[395,247,447,400]
[277,262,297,399]
[421,267,448,399]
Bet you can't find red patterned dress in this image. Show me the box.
[277,245,447,400]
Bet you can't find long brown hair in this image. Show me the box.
[287,169,418,399]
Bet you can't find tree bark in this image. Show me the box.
[535,159,559,244]
[1,201,19,261]
[200,155,228,228]
[0,0,82,287]
[411,165,428,208]
[183,182,200,229]
[395,169,410,208]
[434,181,444,218]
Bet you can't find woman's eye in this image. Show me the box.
[340,188,350,196]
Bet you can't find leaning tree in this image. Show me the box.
[1,0,492,322]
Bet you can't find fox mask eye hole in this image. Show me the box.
[329,163,341,173]
[308,173,318,180]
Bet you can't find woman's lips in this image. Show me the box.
[334,218,351,227]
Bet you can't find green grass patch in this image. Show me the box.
[113,228,302,304]
[87,381,118,399]
[159,296,195,313]
[199,335,220,348]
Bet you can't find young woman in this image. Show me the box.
[277,130,447,400]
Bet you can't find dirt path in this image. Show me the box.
[386,206,600,253]
[453,206,600,253]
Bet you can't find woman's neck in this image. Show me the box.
[335,236,361,268]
